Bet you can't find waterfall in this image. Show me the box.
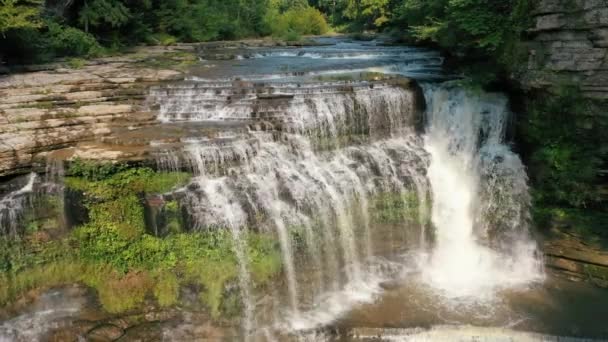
[0,173,37,237]
[420,84,544,299]
[147,73,546,337]
[149,79,431,334]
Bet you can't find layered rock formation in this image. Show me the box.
[524,0,608,99]
[0,63,423,178]
[0,50,189,177]
[544,228,608,287]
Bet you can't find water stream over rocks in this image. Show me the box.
[0,37,606,341]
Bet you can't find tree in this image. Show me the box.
[0,0,42,37]
[78,0,130,33]
[361,0,390,28]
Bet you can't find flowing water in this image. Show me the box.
[0,173,37,237]
[1,37,607,341]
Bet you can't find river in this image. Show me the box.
[0,37,607,341]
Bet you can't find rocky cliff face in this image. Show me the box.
[524,0,608,99]
[0,49,190,177]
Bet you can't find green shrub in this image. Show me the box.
[266,5,329,39]
[46,23,102,57]
[147,33,178,46]
[66,58,86,69]
[520,86,606,210]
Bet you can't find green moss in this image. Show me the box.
[65,167,190,200]
[247,233,283,285]
[66,57,86,69]
[153,271,180,307]
[0,260,89,306]
[521,86,607,232]
[163,200,183,234]
[372,191,424,224]
[584,264,608,285]
[186,260,237,319]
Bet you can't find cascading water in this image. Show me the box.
[0,173,37,237]
[1,37,605,342]
[419,84,544,299]
[149,77,432,336]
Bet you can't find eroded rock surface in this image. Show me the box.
[0,48,187,177]
[524,0,608,99]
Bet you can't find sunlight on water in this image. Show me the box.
[419,84,544,300]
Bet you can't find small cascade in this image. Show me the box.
[420,84,543,299]
[188,178,256,340]
[150,78,431,334]
[0,173,37,237]
[149,81,420,140]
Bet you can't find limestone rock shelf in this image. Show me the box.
[0,50,187,177]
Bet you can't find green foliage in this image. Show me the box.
[153,271,180,307]
[520,86,606,211]
[397,0,494,50]
[1,0,324,64]
[65,165,190,200]
[265,3,330,39]
[66,57,86,69]
[94,270,151,313]
[361,0,391,28]
[0,0,42,35]
[45,22,103,57]
[1,164,282,317]
[78,0,130,33]
[372,191,423,224]
[67,158,128,181]
[247,233,282,284]
[147,32,177,46]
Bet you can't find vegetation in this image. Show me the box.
[0,0,330,64]
[519,87,608,238]
[265,2,330,40]
[371,191,426,224]
[0,162,282,318]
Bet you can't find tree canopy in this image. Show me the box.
[0,0,43,36]
[0,0,330,63]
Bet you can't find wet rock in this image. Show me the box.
[86,324,125,341]
[118,322,162,341]
[544,228,608,287]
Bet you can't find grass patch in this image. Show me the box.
[66,58,86,69]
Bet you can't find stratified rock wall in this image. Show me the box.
[0,64,183,177]
[524,0,608,99]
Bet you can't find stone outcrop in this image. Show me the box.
[543,228,608,287]
[0,49,189,177]
[524,0,608,99]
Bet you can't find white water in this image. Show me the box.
[0,173,37,236]
[192,178,256,340]
[349,326,600,342]
[148,69,546,338]
[151,79,431,335]
[420,84,543,300]
[0,288,86,342]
